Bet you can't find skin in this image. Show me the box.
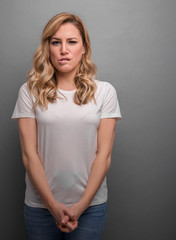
[18,22,118,233]
[49,23,85,90]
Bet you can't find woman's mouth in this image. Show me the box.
[58,58,71,63]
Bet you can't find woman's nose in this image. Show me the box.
[60,43,68,54]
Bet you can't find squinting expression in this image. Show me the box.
[49,23,85,76]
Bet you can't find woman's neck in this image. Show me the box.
[56,72,76,90]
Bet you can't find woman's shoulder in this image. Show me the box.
[17,82,34,101]
[18,82,29,93]
[94,79,116,92]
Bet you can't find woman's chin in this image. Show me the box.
[56,67,78,75]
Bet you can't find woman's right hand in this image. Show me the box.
[49,201,78,233]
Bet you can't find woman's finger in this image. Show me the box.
[61,215,69,224]
[63,208,75,220]
[56,220,78,233]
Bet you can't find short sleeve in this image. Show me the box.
[11,83,36,120]
[100,82,122,120]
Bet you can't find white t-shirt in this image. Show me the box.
[12,79,122,208]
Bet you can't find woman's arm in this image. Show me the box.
[106,128,116,171]
[18,118,77,232]
[64,118,117,221]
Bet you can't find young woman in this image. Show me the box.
[12,12,122,240]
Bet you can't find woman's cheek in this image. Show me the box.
[50,54,58,67]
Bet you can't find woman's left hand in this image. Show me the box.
[57,201,88,232]
[69,201,87,220]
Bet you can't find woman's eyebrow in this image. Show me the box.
[51,37,78,40]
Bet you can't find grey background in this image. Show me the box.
[0,0,175,239]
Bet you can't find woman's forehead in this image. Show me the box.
[52,23,81,39]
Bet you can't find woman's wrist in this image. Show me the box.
[78,196,91,211]
[44,197,58,212]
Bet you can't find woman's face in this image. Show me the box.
[49,23,85,77]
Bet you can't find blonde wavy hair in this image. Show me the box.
[27,12,97,110]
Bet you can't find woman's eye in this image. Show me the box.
[69,41,77,44]
[51,40,77,45]
[51,41,61,45]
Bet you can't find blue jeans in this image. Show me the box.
[24,202,108,240]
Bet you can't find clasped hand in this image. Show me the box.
[52,202,85,233]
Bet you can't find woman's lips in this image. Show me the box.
[58,58,71,63]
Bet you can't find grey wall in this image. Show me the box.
[0,0,175,239]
